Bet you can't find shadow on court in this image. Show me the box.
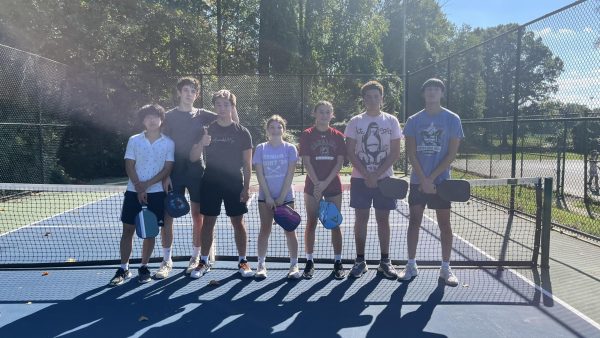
[0,264,598,337]
[0,267,446,338]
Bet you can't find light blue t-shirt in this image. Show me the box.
[253,141,298,202]
[403,109,464,184]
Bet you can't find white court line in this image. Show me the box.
[0,193,122,237]
[402,198,600,331]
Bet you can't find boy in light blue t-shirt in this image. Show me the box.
[401,78,464,287]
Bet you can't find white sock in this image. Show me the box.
[258,256,266,265]
[290,257,298,266]
[162,248,172,262]
[201,255,209,264]
[239,256,247,262]
[334,254,342,262]
[121,263,129,271]
[408,258,416,265]
[192,246,201,259]
[306,253,314,261]
[441,261,450,269]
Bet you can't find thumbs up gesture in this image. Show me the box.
[201,126,211,146]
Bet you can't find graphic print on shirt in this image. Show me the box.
[417,122,443,156]
[358,122,390,172]
[311,136,337,161]
[263,152,287,178]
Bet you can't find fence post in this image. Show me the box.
[541,177,553,269]
[511,27,523,180]
[403,71,410,175]
[300,74,305,175]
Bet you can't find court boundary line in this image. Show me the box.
[412,202,600,331]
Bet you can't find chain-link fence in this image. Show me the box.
[0,43,71,185]
[404,0,600,240]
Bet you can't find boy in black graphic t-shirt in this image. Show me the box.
[189,89,255,279]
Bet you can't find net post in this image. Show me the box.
[541,177,553,269]
[532,178,543,266]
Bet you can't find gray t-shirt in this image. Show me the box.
[403,109,464,184]
[162,108,217,177]
[253,141,298,202]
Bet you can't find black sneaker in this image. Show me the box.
[109,268,131,286]
[333,261,346,279]
[138,265,151,284]
[303,260,315,279]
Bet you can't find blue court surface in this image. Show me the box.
[1,261,599,337]
[1,184,599,336]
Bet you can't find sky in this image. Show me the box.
[441,0,600,109]
[442,0,577,28]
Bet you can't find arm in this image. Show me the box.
[275,160,297,206]
[125,159,147,204]
[189,130,211,162]
[240,148,252,203]
[255,163,275,209]
[406,135,434,193]
[374,138,401,178]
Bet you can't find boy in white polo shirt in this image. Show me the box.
[109,104,175,286]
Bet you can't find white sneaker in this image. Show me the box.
[153,261,173,280]
[287,265,301,279]
[398,263,419,281]
[255,263,267,279]
[190,260,210,279]
[439,267,459,287]
[186,257,200,275]
[238,260,255,278]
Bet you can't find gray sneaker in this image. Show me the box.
[377,260,398,279]
[439,267,459,287]
[398,263,419,281]
[153,260,173,280]
[350,261,368,278]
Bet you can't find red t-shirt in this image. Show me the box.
[298,126,346,196]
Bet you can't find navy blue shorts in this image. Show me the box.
[349,177,396,210]
[120,191,167,226]
[199,176,248,217]
[408,184,451,210]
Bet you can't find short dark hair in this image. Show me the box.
[137,104,165,124]
[212,89,237,107]
[360,80,384,97]
[176,76,200,92]
[421,78,445,93]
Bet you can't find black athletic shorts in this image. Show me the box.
[120,191,167,225]
[408,184,451,210]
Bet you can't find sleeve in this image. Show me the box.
[200,110,219,126]
[390,116,402,139]
[288,143,299,162]
[452,115,465,139]
[298,131,309,156]
[124,136,136,160]
[166,139,175,162]
[336,131,347,156]
[242,127,253,150]
[252,143,263,166]
[403,116,416,137]
[344,118,357,140]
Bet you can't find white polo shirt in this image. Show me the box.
[124,132,175,193]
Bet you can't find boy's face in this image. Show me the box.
[422,85,443,104]
[313,104,334,124]
[214,97,233,117]
[178,85,199,106]
[143,114,162,132]
[363,89,383,111]
[267,121,284,138]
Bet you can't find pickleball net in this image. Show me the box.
[0,177,552,268]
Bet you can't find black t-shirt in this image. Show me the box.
[204,122,253,181]
[162,108,218,172]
